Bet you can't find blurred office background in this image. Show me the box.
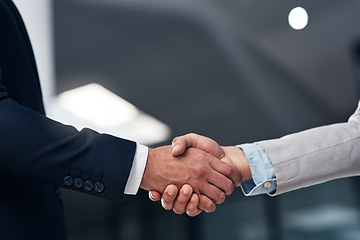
[14,0,360,239]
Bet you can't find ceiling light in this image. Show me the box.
[57,83,138,128]
[288,7,308,30]
[47,83,171,145]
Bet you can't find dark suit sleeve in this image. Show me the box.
[0,86,136,201]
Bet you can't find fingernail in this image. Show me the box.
[190,194,197,202]
[172,145,179,153]
[149,191,154,200]
[161,199,167,208]
[167,188,176,196]
[183,186,191,195]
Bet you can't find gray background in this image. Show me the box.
[53,0,360,239]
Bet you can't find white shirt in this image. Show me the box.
[124,143,148,195]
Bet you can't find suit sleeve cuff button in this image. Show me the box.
[84,181,94,191]
[64,176,73,186]
[74,178,84,188]
[94,182,105,193]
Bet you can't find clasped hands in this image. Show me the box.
[140,134,252,217]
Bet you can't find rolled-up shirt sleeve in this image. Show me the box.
[237,143,277,196]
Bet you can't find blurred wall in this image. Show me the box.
[13,0,55,111]
[52,1,360,240]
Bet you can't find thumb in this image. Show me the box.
[171,140,187,156]
[172,133,224,159]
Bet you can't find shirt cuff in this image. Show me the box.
[237,143,277,196]
[124,143,148,195]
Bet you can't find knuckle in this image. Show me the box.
[223,164,233,176]
[194,166,207,177]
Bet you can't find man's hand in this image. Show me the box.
[140,145,241,205]
[171,134,251,180]
[149,134,252,216]
[149,184,203,216]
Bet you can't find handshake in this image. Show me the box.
[140,133,252,217]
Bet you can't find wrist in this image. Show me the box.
[140,147,156,191]
[236,147,252,182]
[222,146,252,182]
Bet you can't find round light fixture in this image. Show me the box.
[288,7,308,30]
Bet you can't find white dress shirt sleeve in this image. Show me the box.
[124,143,148,195]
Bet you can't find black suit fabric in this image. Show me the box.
[0,0,136,239]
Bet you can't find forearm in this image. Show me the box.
[0,98,136,201]
[257,102,360,195]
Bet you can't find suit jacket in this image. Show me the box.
[0,0,136,238]
[257,101,360,195]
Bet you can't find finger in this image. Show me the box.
[199,182,226,204]
[186,193,202,217]
[202,162,235,196]
[171,136,190,156]
[207,170,234,196]
[198,195,216,213]
[173,184,193,214]
[149,191,161,202]
[196,134,225,159]
[210,158,241,187]
[172,133,225,159]
[222,157,242,187]
[161,185,179,210]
